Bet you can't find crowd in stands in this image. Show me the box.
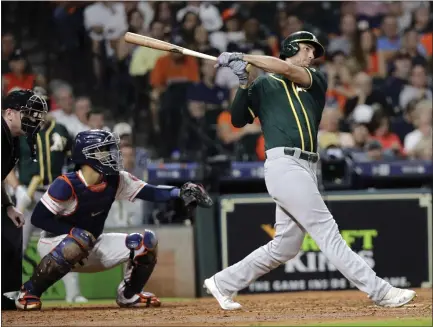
[2,1,432,166]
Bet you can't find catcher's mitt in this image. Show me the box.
[180,182,213,208]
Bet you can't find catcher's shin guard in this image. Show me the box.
[116,230,160,307]
[16,228,95,310]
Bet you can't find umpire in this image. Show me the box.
[1,89,47,310]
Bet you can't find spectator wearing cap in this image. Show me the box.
[399,64,432,110]
[404,99,432,157]
[2,49,35,95]
[345,72,392,118]
[318,109,354,150]
[1,33,16,74]
[328,14,358,56]
[209,8,245,52]
[176,1,223,33]
[401,29,428,66]
[384,51,413,112]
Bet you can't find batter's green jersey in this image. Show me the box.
[18,120,72,186]
[247,67,327,153]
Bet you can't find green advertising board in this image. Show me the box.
[23,236,123,300]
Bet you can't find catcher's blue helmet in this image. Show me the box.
[72,130,123,175]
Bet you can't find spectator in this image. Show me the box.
[150,47,200,134]
[356,2,389,28]
[285,15,304,38]
[350,123,371,151]
[318,109,354,149]
[2,49,36,95]
[370,110,404,157]
[361,140,395,161]
[325,59,356,112]
[209,8,245,52]
[404,99,432,157]
[105,144,146,228]
[412,135,432,160]
[176,1,223,32]
[113,122,151,177]
[50,84,88,137]
[173,11,201,48]
[183,58,230,157]
[87,109,108,131]
[384,51,413,112]
[129,20,166,77]
[227,17,272,55]
[137,1,156,31]
[1,33,16,74]
[391,98,419,144]
[83,2,128,84]
[153,1,174,32]
[328,14,358,55]
[401,29,428,66]
[217,110,262,160]
[399,64,432,110]
[194,25,219,55]
[377,16,401,61]
[348,28,384,77]
[345,71,392,118]
[387,1,412,34]
[74,96,91,128]
[412,5,433,56]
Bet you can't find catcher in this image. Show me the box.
[5,129,212,310]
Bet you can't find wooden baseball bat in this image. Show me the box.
[124,32,217,61]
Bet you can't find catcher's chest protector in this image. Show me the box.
[60,172,119,237]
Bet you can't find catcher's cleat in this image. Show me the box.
[116,291,161,308]
[15,286,42,311]
[116,282,161,308]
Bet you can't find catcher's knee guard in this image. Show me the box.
[117,230,158,304]
[23,228,95,297]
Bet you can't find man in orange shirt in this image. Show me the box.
[150,44,200,157]
[2,49,35,95]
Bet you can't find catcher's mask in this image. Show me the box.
[279,31,325,60]
[72,130,124,175]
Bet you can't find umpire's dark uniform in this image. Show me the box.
[1,116,23,310]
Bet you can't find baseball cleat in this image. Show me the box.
[116,282,161,308]
[15,286,42,311]
[203,277,242,310]
[375,287,416,308]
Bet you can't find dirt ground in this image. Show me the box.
[2,288,431,326]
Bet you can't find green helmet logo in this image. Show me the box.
[280,31,325,60]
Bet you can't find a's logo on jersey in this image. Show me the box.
[310,68,316,72]
[51,132,67,151]
[296,86,307,93]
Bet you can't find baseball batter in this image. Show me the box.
[5,129,212,310]
[204,31,416,310]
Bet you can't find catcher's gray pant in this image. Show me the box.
[22,190,85,302]
[214,147,392,302]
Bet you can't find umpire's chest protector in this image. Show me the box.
[63,172,119,237]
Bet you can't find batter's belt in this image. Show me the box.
[265,147,319,163]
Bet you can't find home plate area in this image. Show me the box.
[2,288,431,326]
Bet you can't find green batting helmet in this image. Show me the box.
[279,31,325,60]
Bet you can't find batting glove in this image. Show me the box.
[215,52,244,68]
[228,60,249,86]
